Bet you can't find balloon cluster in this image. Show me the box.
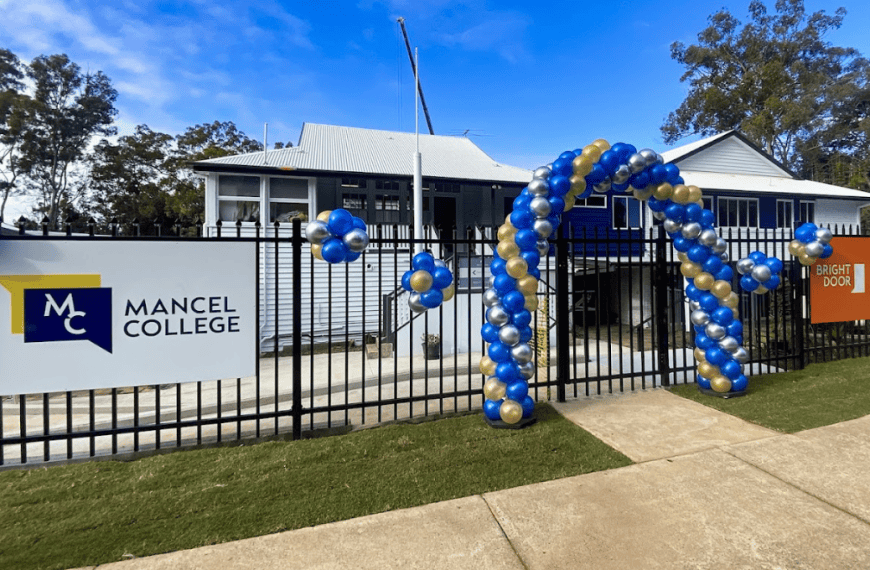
[789,223,833,266]
[401,252,455,312]
[736,252,784,294]
[305,209,370,263]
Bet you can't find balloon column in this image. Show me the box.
[401,252,456,312]
[305,209,370,263]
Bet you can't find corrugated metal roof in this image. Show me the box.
[680,170,870,200]
[197,123,533,184]
[660,131,735,163]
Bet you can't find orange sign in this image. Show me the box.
[810,237,870,323]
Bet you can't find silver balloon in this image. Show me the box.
[533,166,551,180]
[689,300,701,312]
[498,324,521,346]
[652,210,666,221]
[719,336,739,353]
[681,222,702,240]
[751,264,772,283]
[593,177,611,193]
[528,178,550,196]
[612,165,631,184]
[519,360,536,379]
[486,305,510,326]
[342,228,369,252]
[533,219,553,240]
[719,252,730,263]
[529,196,552,217]
[691,309,711,326]
[305,220,332,245]
[511,343,534,364]
[536,240,550,256]
[639,149,659,167]
[733,347,750,364]
[816,227,833,245]
[712,238,728,254]
[483,288,501,307]
[805,241,825,257]
[705,322,726,340]
[698,229,718,247]
[434,259,447,268]
[663,219,682,234]
[408,293,426,313]
[736,258,755,275]
[628,153,647,173]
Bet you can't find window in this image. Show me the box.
[434,182,460,193]
[218,175,260,222]
[376,194,400,211]
[777,200,794,229]
[613,196,643,229]
[376,180,400,192]
[717,197,758,228]
[342,193,367,211]
[269,177,309,223]
[341,177,365,188]
[575,195,606,208]
[799,201,815,224]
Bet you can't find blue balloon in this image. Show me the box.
[515,229,538,251]
[432,266,453,289]
[548,195,566,215]
[484,398,502,420]
[740,274,759,292]
[321,238,348,263]
[488,341,511,363]
[663,164,681,184]
[649,164,668,184]
[705,347,728,366]
[697,374,712,390]
[551,157,572,177]
[420,288,444,308]
[688,245,712,263]
[764,257,784,274]
[494,273,517,295]
[413,252,436,272]
[647,196,668,212]
[763,274,781,291]
[731,375,749,392]
[506,380,529,401]
[511,309,532,328]
[712,306,734,326]
[700,293,719,312]
[598,150,619,174]
[686,283,702,301]
[491,256,507,276]
[795,223,818,243]
[585,163,607,185]
[401,270,414,292]
[720,359,742,380]
[513,193,532,212]
[695,332,715,350]
[748,251,767,264]
[702,255,723,275]
[345,250,362,263]
[521,250,540,268]
[673,237,694,252]
[521,395,535,418]
[510,209,535,230]
[549,175,570,197]
[351,216,367,230]
[559,150,577,161]
[327,209,354,237]
[685,203,703,222]
[726,320,743,338]
[611,182,629,192]
[629,171,650,189]
[503,291,526,314]
[699,209,716,228]
[481,323,499,343]
[820,244,834,259]
[528,267,541,280]
[714,265,733,282]
[664,203,686,223]
[496,361,521,383]
[519,326,533,343]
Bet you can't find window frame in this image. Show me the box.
[716,196,759,228]
[575,195,607,208]
[218,175,262,224]
[612,195,643,230]
[776,199,794,229]
[268,176,311,223]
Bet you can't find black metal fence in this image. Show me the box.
[1,217,868,468]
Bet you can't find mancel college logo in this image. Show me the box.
[0,275,113,353]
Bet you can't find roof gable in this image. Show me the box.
[662,131,793,178]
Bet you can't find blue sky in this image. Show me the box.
[2,0,870,219]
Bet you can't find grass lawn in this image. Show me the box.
[0,403,631,570]
[669,356,870,433]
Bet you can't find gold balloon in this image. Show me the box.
[563,193,576,212]
[581,144,602,162]
[632,187,654,201]
[569,175,587,194]
[497,223,517,241]
[711,280,732,299]
[788,240,805,257]
[311,243,324,260]
[517,275,538,296]
[694,273,714,291]
[799,253,817,266]
[524,294,539,312]
[681,261,702,278]
[483,377,507,401]
[316,210,332,222]
[592,138,611,152]
[710,375,732,393]
[479,355,496,376]
[724,292,739,309]
[410,270,433,292]
[687,185,703,203]
[672,184,690,204]
[497,240,520,260]
[506,257,529,279]
[677,251,689,263]
[441,284,455,302]
[694,347,706,362]
[732,307,740,321]
[499,399,523,424]
[653,182,674,201]
[698,361,718,378]
[572,156,594,177]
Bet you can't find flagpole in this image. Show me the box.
[413,46,423,255]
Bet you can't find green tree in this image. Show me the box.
[18,54,117,227]
[0,48,28,221]
[662,0,868,167]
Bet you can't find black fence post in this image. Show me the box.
[793,262,807,370]
[292,218,303,440]
[654,226,671,387]
[555,223,570,403]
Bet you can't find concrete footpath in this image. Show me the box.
[74,389,870,570]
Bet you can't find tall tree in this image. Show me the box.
[0,48,28,221]
[18,54,117,227]
[662,0,868,167]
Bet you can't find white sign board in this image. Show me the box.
[0,240,256,395]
